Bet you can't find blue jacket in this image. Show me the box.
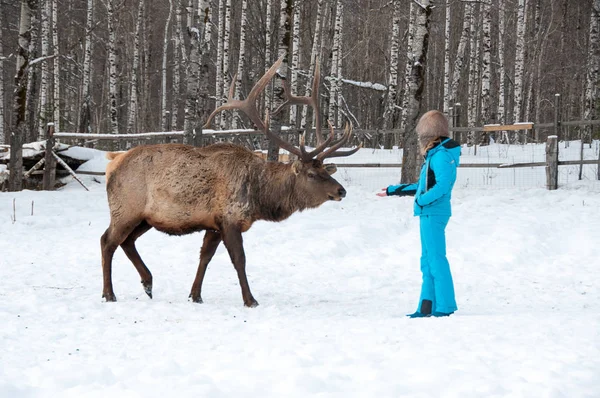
[387,138,461,217]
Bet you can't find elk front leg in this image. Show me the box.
[189,230,222,303]
[221,225,258,308]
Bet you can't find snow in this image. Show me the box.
[340,78,387,92]
[1,143,600,397]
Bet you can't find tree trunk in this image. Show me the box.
[399,2,417,134]
[300,0,323,130]
[328,0,343,128]
[9,0,37,191]
[198,0,213,122]
[583,0,599,143]
[233,0,249,129]
[107,0,119,135]
[162,0,173,131]
[449,3,473,109]
[497,0,507,142]
[401,0,432,184]
[289,1,301,127]
[128,0,144,135]
[184,8,201,144]
[220,0,232,129]
[513,0,528,139]
[79,0,93,135]
[172,0,183,130]
[215,0,225,123]
[264,0,275,114]
[0,13,4,145]
[39,0,51,141]
[335,1,344,129]
[479,0,491,145]
[442,0,451,115]
[52,0,59,130]
[25,6,39,143]
[267,0,292,162]
[467,4,480,146]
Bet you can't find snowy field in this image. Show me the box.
[1,143,600,397]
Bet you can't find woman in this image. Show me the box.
[377,110,461,318]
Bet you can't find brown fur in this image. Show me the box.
[100,142,346,307]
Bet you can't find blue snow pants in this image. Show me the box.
[417,215,458,314]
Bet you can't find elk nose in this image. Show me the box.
[338,187,347,198]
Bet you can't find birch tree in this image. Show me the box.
[442,0,451,115]
[264,0,275,113]
[328,0,343,127]
[497,0,507,142]
[220,0,232,129]
[479,0,491,145]
[52,0,59,130]
[289,1,301,127]
[198,0,212,121]
[449,2,473,109]
[38,0,51,140]
[401,0,432,183]
[25,6,39,142]
[79,0,93,135]
[513,0,528,133]
[398,2,416,133]
[184,2,201,143]
[300,0,324,130]
[0,14,4,145]
[233,0,249,129]
[335,2,344,129]
[583,0,599,140]
[107,0,119,135]
[383,0,401,132]
[172,0,183,130]
[161,0,173,130]
[127,0,144,134]
[9,0,37,191]
[215,0,225,120]
[467,4,480,145]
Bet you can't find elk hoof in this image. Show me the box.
[189,293,203,303]
[102,292,117,302]
[142,282,153,299]
[244,298,259,308]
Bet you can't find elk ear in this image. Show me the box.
[324,163,337,175]
[292,160,303,175]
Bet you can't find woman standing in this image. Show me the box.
[378,110,461,317]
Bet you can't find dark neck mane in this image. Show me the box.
[253,162,312,222]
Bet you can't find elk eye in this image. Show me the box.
[307,171,317,179]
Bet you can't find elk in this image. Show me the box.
[100,57,361,307]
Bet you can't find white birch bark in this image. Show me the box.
[172,0,182,130]
[162,0,173,131]
[383,0,401,129]
[127,0,144,134]
[513,0,528,130]
[79,0,93,135]
[38,0,50,140]
[300,0,324,130]
[289,2,301,127]
[335,2,344,129]
[233,0,248,129]
[107,0,119,135]
[51,0,59,130]
[328,0,343,127]
[264,0,274,113]
[479,0,492,144]
[467,4,480,145]
[497,0,506,137]
[449,2,473,108]
[198,0,212,121]
[442,0,451,115]
[401,0,432,184]
[399,2,416,133]
[0,18,4,145]
[184,8,201,143]
[584,0,600,137]
[215,0,225,117]
[220,0,232,129]
[25,7,38,142]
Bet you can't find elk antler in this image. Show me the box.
[203,56,361,162]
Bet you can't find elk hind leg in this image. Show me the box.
[190,230,222,303]
[120,220,154,298]
[101,220,140,302]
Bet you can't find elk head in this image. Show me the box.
[204,56,361,204]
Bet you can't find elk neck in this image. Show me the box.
[254,161,311,222]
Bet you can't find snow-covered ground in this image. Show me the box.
[1,143,599,397]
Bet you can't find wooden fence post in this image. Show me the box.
[546,135,558,190]
[43,123,57,190]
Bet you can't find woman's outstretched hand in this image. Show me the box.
[376,188,387,197]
